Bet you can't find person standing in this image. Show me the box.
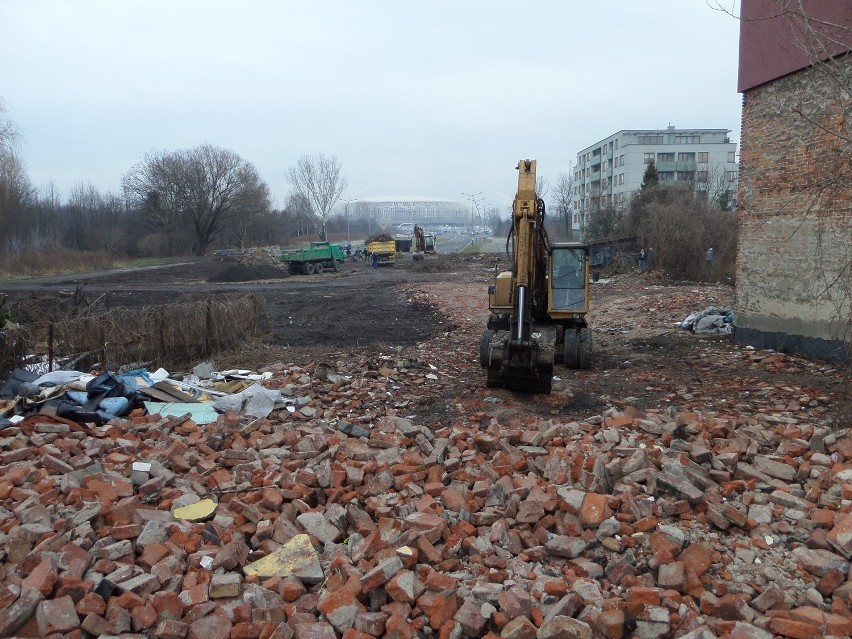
[638,248,646,270]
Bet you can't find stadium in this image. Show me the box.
[338,196,472,228]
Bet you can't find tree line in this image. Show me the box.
[0,101,351,260]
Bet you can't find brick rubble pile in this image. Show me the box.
[0,274,850,639]
[0,349,849,639]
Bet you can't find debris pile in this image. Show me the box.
[680,307,733,335]
[0,347,849,639]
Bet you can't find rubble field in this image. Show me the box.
[0,252,849,639]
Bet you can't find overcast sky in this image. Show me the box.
[2,0,742,212]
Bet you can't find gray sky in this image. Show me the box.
[2,0,742,212]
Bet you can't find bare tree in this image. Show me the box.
[697,161,737,211]
[283,192,315,239]
[550,171,575,239]
[0,100,27,235]
[0,148,33,243]
[0,99,18,156]
[67,181,103,251]
[123,145,271,256]
[287,154,348,241]
[584,203,625,242]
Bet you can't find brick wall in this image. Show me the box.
[734,54,851,362]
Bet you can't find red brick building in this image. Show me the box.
[735,0,851,362]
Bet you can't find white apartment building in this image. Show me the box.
[572,127,739,237]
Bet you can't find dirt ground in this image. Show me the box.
[0,250,848,427]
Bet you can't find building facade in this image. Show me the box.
[572,127,739,237]
[735,0,851,362]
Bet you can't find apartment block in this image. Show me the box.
[572,127,739,236]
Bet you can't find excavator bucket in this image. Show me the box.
[483,329,555,393]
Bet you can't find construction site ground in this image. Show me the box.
[1,250,845,427]
[0,250,850,639]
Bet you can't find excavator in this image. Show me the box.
[414,225,435,255]
[480,159,592,393]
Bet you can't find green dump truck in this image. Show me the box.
[280,241,346,274]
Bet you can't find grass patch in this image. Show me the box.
[460,237,493,254]
[0,250,198,280]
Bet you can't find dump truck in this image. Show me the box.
[280,241,345,275]
[480,159,592,393]
[366,235,396,265]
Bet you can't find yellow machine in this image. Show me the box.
[480,159,592,393]
[414,225,436,254]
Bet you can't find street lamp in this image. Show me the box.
[344,196,357,242]
[461,191,483,228]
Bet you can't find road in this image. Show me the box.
[436,231,503,254]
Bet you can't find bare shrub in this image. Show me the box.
[0,326,30,378]
[637,190,737,282]
[6,294,267,373]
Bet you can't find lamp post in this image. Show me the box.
[344,196,357,243]
[461,191,483,229]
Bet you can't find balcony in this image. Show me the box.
[655,160,697,173]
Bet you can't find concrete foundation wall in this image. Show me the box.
[735,56,851,362]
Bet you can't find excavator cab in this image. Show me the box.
[549,244,589,314]
[480,160,592,393]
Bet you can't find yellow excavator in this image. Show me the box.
[480,159,592,393]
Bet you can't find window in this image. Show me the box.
[696,170,708,182]
[697,152,709,163]
[726,171,738,182]
[643,152,655,164]
[675,135,700,144]
[602,146,607,156]
[677,152,695,161]
[618,174,625,185]
[614,139,619,150]
[602,160,608,171]
[620,154,624,166]
[657,152,675,162]
[638,135,664,144]
[728,151,736,162]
